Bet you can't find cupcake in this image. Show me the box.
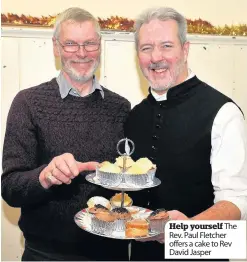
[91,211,116,235]
[111,207,132,220]
[88,204,109,214]
[124,163,149,186]
[135,158,156,172]
[98,162,121,173]
[110,193,133,208]
[135,157,157,182]
[111,207,132,231]
[125,163,146,175]
[148,208,170,233]
[115,156,135,168]
[96,162,122,186]
[125,206,141,216]
[94,211,116,222]
[124,158,156,186]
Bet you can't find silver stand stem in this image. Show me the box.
[121,190,124,208]
[121,154,127,208]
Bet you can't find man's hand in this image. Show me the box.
[39,153,98,189]
[136,210,189,244]
[137,232,165,244]
[168,210,190,220]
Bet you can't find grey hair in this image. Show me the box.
[53,7,101,39]
[134,7,187,49]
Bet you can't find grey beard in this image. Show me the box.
[150,81,174,92]
[68,70,95,83]
[62,59,100,84]
[150,61,185,92]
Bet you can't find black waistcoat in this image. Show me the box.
[125,76,232,218]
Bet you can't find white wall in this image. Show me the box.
[1,27,247,261]
[1,3,247,262]
[2,0,247,26]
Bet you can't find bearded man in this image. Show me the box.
[2,7,130,261]
[124,7,247,261]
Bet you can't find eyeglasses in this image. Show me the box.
[57,39,101,53]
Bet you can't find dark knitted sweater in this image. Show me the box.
[125,76,232,261]
[1,78,131,260]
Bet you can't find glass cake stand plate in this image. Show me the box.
[85,172,161,191]
[74,206,161,240]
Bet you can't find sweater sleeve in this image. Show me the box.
[1,90,52,208]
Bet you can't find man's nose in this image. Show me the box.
[151,47,163,63]
[76,45,87,57]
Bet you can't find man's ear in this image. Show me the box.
[183,41,190,63]
[52,37,60,57]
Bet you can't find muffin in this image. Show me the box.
[88,204,109,214]
[115,156,135,168]
[124,158,156,186]
[125,163,146,175]
[148,208,170,233]
[98,162,121,173]
[125,219,149,238]
[124,163,149,186]
[111,207,132,220]
[110,193,133,207]
[95,211,116,222]
[98,161,111,168]
[136,157,157,182]
[91,211,116,235]
[96,162,122,186]
[111,207,132,231]
[126,206,141,216]
[135,158,156,173]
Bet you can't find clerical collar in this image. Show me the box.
[151,69,195,101]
